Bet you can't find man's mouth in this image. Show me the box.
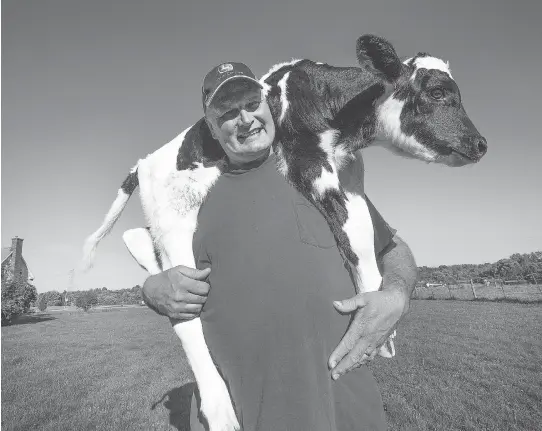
[238,127,263,143]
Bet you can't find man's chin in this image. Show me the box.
[229,144,272,166]
[237,139,272,153]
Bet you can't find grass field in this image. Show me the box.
[2,301,541,431]
[412,284,542,302]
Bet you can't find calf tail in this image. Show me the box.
[80,166,139,271]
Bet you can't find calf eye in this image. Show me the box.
[430,88,445,100]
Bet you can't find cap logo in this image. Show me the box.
[218,63,234,73]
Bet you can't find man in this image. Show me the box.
[142,62,418,430]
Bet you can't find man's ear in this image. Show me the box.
[204,116,219,140]
[356,34,403,82]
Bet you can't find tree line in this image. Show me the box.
[3,250,540,324]
[36,285,144,309]
[418,251,542,285]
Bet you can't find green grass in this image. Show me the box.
[1,308,195,431]
[2,302,541,430]
[412,284,542,302]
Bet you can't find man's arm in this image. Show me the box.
[379,233,418,316]
[328,195,419,379]
[328,234,418,379]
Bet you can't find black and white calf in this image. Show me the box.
[82,35,486,431]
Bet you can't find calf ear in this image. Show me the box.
[356,34,402,82]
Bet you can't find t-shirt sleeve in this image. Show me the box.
[365,195,397,258]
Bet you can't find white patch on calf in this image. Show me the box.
[260,59,302,97]
[313,129,340,197]
[341,191,395,357]
[132,124,222,269]
[274,145,289,176]
[411,56,452,80]
[168,163,222,217]
[277,72,291,124]
[342,192,382,292]
[376,97,438,162]
[333,144,351,170]
[138,159,221,268]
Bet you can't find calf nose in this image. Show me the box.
[475,137,488,156]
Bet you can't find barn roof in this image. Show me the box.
[1,247,12,264]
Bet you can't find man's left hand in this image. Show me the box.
[328,287,407,380]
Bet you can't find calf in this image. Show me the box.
[82,34,486,431]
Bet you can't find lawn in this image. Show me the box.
[2,301,541,431]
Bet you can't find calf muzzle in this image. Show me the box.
[465,135,488,161]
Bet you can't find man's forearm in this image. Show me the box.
[379,234,418,314]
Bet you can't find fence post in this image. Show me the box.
[470,279,477,300]
[447,284,453,300]
[531,274,542,296]
[499,279,507,299]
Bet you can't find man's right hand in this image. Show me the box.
[142,266,211,320]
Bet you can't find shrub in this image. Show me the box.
[41,290,64,306]
[1,280,38,325]
[37,294,48,312]
[75,291,99,311]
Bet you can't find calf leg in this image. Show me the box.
[122,228,162,274]
[281,145,396,358]
[341,191,395,358]
[273,67,396,358]
[339,152,395,357]
[312,184,395,358]
[135,161,239,431]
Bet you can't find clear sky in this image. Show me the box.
[2,0,541,293]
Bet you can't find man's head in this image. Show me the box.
[202,62,275,167]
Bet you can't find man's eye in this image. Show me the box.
[430,88,445,100]
[246,101,261,112]
[221,109,239,121]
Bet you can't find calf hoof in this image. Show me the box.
[377,329,396,358]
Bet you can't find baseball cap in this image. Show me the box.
[202,62,263,109]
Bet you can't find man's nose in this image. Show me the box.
[239,109,253,125]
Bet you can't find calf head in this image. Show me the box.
[358,35,488,167]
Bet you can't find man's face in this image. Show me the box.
[205,80,275,166]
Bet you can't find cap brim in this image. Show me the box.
[205,76,263,107]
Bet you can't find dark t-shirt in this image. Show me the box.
[189,154,394,431]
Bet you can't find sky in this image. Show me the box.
[2,0,541,293]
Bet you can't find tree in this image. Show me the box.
[41,290,63,306]
[37,294,48,311]
[75,291,99,311]
[1,279,38,325]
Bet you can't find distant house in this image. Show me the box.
[1,237,34,285]
[425,282,446,288]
